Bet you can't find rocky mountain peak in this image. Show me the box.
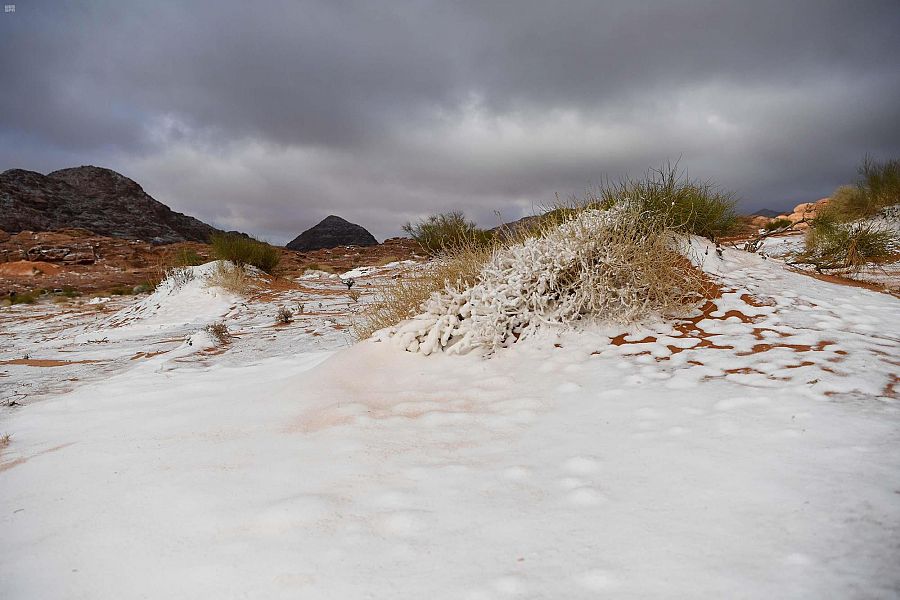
[286,215,378,251]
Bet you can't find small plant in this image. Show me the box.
[275,306,293,324]
[210,233,280,274]
[0,433,10,450]
[348,289,361,303]
[763,218,793,232]
[163,266,195,291]
[206,261,251,295]
[297,303,305,314]
[402,211,494,255]
[205,322,231,344]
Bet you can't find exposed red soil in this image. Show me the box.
[0,358,103,367]
[0,260,62,276]
[130,350,169,360]
[785,266,900,297]
[0,230,421,296]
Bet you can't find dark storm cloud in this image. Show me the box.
[2,0,899,241]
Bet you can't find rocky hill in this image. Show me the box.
[286,215,378,251]
[0,166,220,243]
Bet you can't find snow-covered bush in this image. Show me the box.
[352,241,493,340]
[390,205,705,355]
[161,266,195,292]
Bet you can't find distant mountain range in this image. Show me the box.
[750,208,783,218]
[0,166,222,244]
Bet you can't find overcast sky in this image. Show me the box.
[2,1,899,242]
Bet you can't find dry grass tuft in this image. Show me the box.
[206,261,252,295]
[275,306,293,324]
[351,240,494,340]
[205,322,231,344]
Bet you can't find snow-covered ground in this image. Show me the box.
[1,250,899,599]
[759,209,900,292]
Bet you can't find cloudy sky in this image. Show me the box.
[2,1,899,242]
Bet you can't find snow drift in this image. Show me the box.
[96,262,242,337]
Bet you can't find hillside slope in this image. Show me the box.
[0,166,220,243]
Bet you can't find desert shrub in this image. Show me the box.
[593,165,737,239]
[402,211,494,255]
[352,240,493,340]
[9,290,38,304]
[0,433,10,450]
[210,233,280,274]
[161,266,195,291]
[859,156,900,211]
[206,261,251,295]
[826,157,900,221]
[172,247,205,267]
[275,306,293,324]
[763,218,793,232]
[390,205,706,355]
[801,213,895,272]
[205,322,230,344]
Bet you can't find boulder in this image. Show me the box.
[286,215,378,251]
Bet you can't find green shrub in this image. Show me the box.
[402,211,494,255]
[9,290,38,304]
[826,157,900,221]
[763,218,793,232]
[860,155,900,211]
[594,165,737,240]
[210,234,281,274]
[172,247,205,267]
[802,211,896,272]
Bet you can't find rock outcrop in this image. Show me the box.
[774,198,830,230]
[0,166,221,243]
[286,215,378,251]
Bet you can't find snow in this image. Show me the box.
[2,246,899,599]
